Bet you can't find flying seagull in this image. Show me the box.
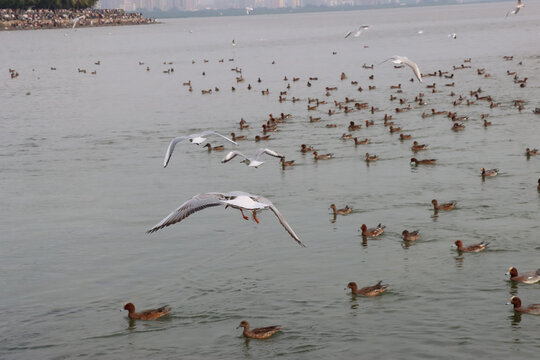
[381,55,422,83]
[221,148,284,168]
[506,0,525,17]
[146,191,305,247]
[163,131,237,167]
[344,25,370,38]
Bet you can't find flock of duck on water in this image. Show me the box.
[117,44,540,336]
[11,9,528,335]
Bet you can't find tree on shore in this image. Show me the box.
[0,0,99,9]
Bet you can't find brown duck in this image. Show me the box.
[360,223,385,237]
[432,199,456,211]
[454,240,488,253]
[313,151,333,160]
[123,303,171,320]
[507,297,540,315]
[203,143,224,151]
[237,320,282,339]
[347,281,388,296]
[402,230,420,241]
[411,158,436,165]
[330,204,352,216]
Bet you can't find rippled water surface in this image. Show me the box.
[1,2,540,359]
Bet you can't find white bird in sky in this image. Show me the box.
[506,0,525,17]
[146,191,305,246]
[344,25,370,38]
[448,33,457,39]
[163,131,237,167]
[72,15,84,29]
[221,148,284,168]
[381,55,423,83]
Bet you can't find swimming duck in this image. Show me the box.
[313,151,333,160]
[525,148,539,156]
[452,122,465,131]
[389,125,401,133]
[237,320,282,339]
[123,303,171,320]
[341,133,353,140]
[360,223,385,237]
[365,120,374,127]
[432,199,456,211]
[354,137,370,145]
[239,119,249,129]
[203,143,224,151]
[400,134,412,140]
[411,141,428,152]
[481,168,499,177]
[330,204,352,216]
[231,133,246,141]
[255,135,270,142]
[301,144,314,153]
[348,121,362,131]
[538,178,540,191]
[365,153,378,162]
[483,119,492,127]
[402,230,420,241]
[507,297,540,315]
[506,267,540,284]
[280,158,295,169]
[411,158,436,165]
[346,281,388,296]
[454,240,488,252]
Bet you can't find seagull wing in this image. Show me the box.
[255,196,304,247]
[344,31,352,38]
[401,58,422,83]
[147,193,226,233]
[254,148,284,160]
[198,131,238,145]
[268,203,305,247]
[221,151,248,163]
[163,136,191,167]
[514,6,521,14]
[378,56,397,65]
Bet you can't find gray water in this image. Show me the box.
[1,2,540,359]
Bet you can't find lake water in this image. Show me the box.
[1,2,540,359]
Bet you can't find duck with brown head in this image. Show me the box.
[330,204,352,216]
[454,240,488,253]
[237,320,282,339]
[432,199,456,211]
[402,230,420,241]
[507,297,540,315]
[346,281,388,296]
[506,267,540,284]
[123,303,171,320]
[360,223,385,237]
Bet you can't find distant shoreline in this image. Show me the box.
[0,8,156,31]
[140,0,506,19]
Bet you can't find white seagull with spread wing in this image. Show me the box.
[163,131,237,167]
[381,55,423,83]
[146,191,304,247]
[221,148,284,168]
